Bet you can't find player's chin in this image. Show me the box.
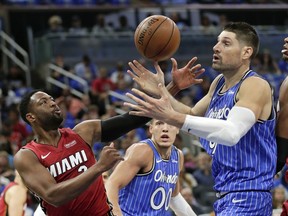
[158,141,173,148]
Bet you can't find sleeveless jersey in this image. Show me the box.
[200,70,277,192]
[23,128,110,216]
[119,139,180,216]
[0,182,25,216]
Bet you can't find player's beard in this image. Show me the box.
[38,112,64,131]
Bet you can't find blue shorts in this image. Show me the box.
[214,191,272,216]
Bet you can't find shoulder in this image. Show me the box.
[14,149,39,170]
[240,75,271,93]
[126,142,153,157]
[124,142,153,165]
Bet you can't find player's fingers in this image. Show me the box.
[126,90,152,106]
[154,63,165,77]
[128,62,141,76]
[127,70,139,80]
[194,69,206,77]
[186,57,198,68]
[109,142,114,148]
[170,58,178,72]
[133,60,149,73]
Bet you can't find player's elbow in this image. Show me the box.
[44,191,67,207]
[207,128,240,146]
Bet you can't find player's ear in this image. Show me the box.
[242,46,253,60]
[26,113,36,123]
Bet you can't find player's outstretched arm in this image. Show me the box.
[14,143,122,207]
[106,144,151,216]
[73,112,151,145]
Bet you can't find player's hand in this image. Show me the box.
[124,83,177,125]
[97,143,123,172]
[127,60,165,97]
[171,57,205,90]
[282,37,288,62]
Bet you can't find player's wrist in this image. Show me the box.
[166,81,180,96]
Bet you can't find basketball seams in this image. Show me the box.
[144,17,168,57]
[148,19,175,60]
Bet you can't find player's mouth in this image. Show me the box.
[160,134,170,141]
[212,54,220,63]
[54,108,61,115]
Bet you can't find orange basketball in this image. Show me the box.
[134,15,180,62]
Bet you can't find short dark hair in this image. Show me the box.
[19,89,42,125]
[223,22,259,59]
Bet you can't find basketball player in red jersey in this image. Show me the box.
[0,171,28,216]
[14,57,205,216]
[277,37,288,216]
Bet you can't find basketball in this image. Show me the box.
[134,15,181,62]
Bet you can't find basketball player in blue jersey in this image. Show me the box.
[106,119,196,216]
[276,36,288,216]
[124,22,277,216]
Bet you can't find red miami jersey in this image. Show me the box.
[23,128,111,216]
[0,182,25,216]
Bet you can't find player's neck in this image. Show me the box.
[35,129,61,146]
[222,66,250,90]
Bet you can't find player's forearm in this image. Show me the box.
[45,164,105,206]
[106,184,123,216]
[101,112,150,142]
[165,87,192,114]
[166,81,180,96]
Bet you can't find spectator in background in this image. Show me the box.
[169,12,189,31]
[0,151,14,182]
[74,54,98,85]
[278,55,288,74]
[199,15,218,35]
[259,49,281,74]
[110,79,130,108]
[181,186,212,215]
[110,62,132,87]
[115,15,134,32]
[91,14,114,36]
[50,55,71,97]
[68,15,88,35]
[2,106,30,154]
[91,67,116,115]
[193,152,214,187]
[47,15,64,35]
[272,186,287,211]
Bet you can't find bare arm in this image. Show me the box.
[106,144,152,216]
[6,185,27,216]
[14,143,122,207]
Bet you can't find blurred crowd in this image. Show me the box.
[1,0,287,6]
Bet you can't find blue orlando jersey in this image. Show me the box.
[118,139,180,216]
[200,70,276,192]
